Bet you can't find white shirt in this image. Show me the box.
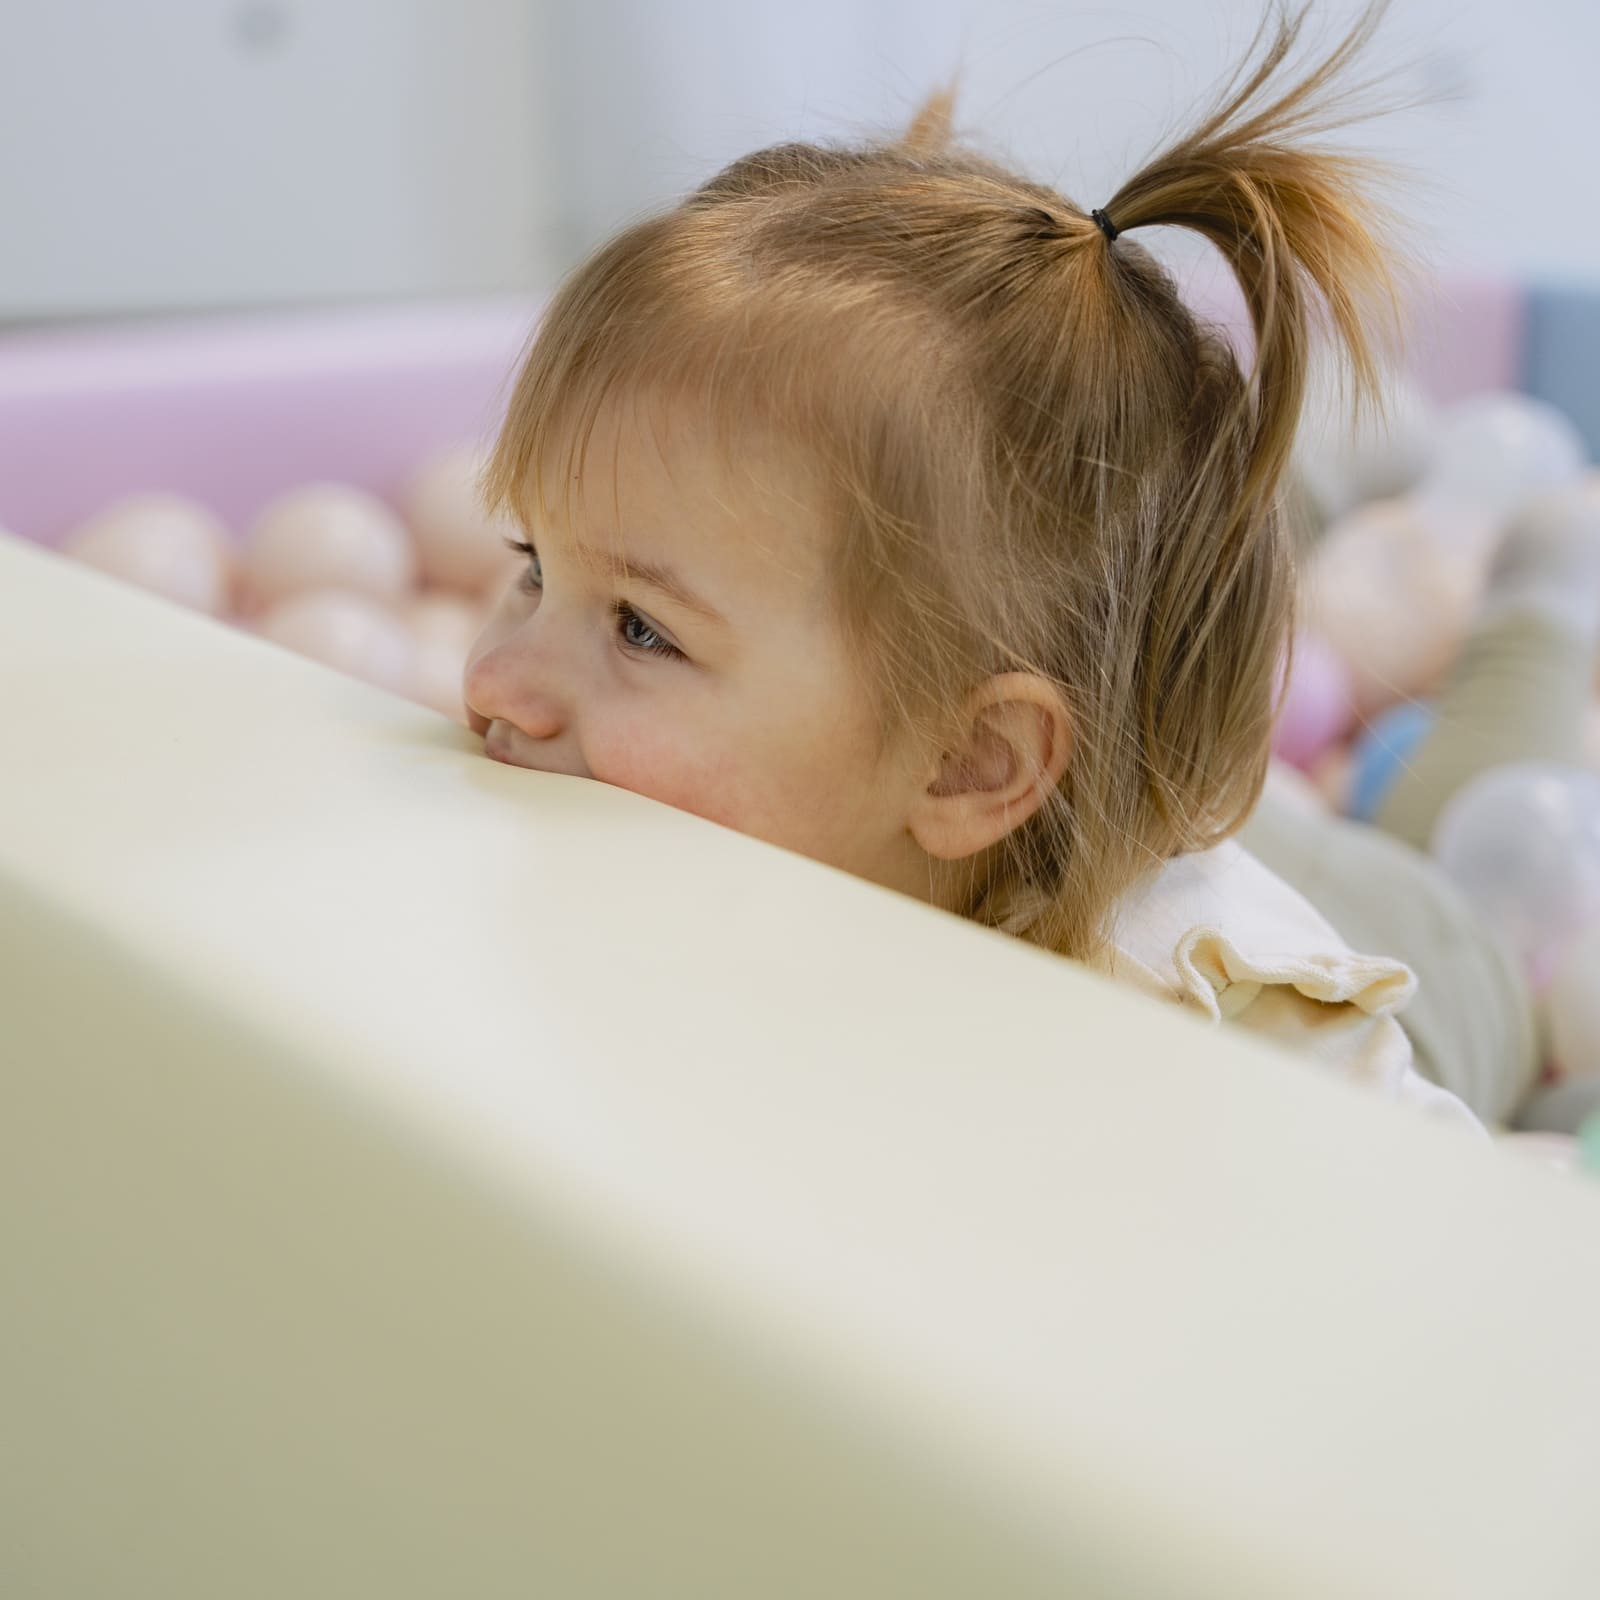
[1090,839,1488,1139]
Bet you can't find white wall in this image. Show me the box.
[2,1,1592,324]
[0,0,559,323]
[551,0,1600,286]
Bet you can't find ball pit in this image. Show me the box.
[1273,378,1600,1121]
[57,453,506,727]
[254,589,423,700]
[404,442,524,595]
[62,493,235,617]
[1278,388,1599,834]
[1292,367,1436,522]
[1431,763,1600,989]
[240,483,418,615]
[1423,391,1588,524]
[1270,631,1354,771]
[1303,494,1482,714]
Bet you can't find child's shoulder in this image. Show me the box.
[1093,840,1488,1137]
[1101,837,1417,1023]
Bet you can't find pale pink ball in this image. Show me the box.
[255,589,420,698]
[403,442,523,594]
[1311,743,1355,813]
[1304,496,1480,715]
[402,591,484,653]
[1271,631,1354,770]
[62,493,234,615]
[241,483,416,615]
[413,641,473,723]
[401,591,486,723]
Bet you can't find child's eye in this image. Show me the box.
[505,536,542,591]
[615,602,684,661]
[504,537,683,662]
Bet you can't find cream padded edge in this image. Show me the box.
[5,528,1600,1599]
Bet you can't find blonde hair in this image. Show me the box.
[485,1,1409,960]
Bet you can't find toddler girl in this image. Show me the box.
[464,1,1489,1135]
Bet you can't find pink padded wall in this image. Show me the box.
[1176,267,1522,403]
[1405,278,1525,403]
[0,297,539,548]
[0,278,1523,552]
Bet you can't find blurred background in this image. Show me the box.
[1,0,1597,326]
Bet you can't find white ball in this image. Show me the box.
[62,493,234,615]
[1261,757,1331,818]
[1294,367,1437,521]
[242,483,416,614]
[1431,762,1600,985]
[1304,495,1482,714]
[255,589,420,698]
[1547,923,1600,1080]
[1422,392,1588,525]
[403,442,523,594]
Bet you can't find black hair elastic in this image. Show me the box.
[1091,207,1120,244]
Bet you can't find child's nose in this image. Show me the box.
[462,632,571,746]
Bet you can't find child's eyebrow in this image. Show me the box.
[575,543,728,627]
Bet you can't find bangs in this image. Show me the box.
[481,203,975,556]
[488,226,806,543]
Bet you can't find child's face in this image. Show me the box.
[463,394,938,898]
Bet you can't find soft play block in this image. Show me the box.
[1523,282,1600,461]
[6,530,1600,1599]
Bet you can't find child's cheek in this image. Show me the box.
[586,724,765,835]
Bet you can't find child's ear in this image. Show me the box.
[908,673,1072,862]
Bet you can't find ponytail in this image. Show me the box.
[1044,0,1414,880]
[990,0,1419,948]
[1100,0,1408,518]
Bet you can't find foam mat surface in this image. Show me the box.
[5,530,1600,1598]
